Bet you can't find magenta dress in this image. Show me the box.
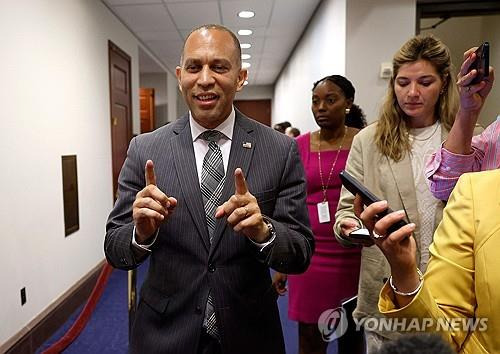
[288,133,361,324]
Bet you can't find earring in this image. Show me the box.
[345,108,350,115]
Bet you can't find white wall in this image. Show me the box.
[140,73,169,128]
[273,0,416,134]
[236,85,274,100]
[272,0,347,134]
[421,15,500,127]
[167,71,179,121]
[346,0,416,123]
[0,0,140,346]
[481,15,500,125]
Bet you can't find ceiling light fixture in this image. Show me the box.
[238,29,253,36]
[241,54,251,60]
[240,43,252,49]
[238,10,255,18]
[242,62,251,69]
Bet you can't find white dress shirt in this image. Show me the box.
[132,107,274,252]
[190,108,234,181]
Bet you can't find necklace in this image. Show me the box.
[317,127,347,203]
[409,121,440,142]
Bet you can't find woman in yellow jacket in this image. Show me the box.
[357,168,500,353]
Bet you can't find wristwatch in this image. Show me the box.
[258,216,277,251]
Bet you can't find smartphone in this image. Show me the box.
[469,42,489,85]
[339,170,407,235]
[349,228,370,241]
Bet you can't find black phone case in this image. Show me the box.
[470,42,489,85]
[339,170,407,235]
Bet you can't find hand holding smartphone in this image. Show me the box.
[468,42,489,85]
[339,170,408,237]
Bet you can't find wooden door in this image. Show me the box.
[234,99,272,126]
[140,88,155,133]
[108,41,133,200]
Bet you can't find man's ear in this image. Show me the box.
[236,69,248,92]
[176,66,182,92]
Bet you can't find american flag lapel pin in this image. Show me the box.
[242,142,252,149]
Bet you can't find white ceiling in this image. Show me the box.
[102,0,322,85]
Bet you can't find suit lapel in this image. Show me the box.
[171,115,210,252]
[210,112,255,255]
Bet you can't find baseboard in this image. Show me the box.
[1,259,107,354]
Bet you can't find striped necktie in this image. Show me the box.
[200,130,225,340]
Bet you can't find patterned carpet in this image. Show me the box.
[37,262,338,353]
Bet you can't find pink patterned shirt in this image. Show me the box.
[426,117,500,200]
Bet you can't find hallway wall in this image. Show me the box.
[421,15,500,127]
[140,72,169,128]
[345,0,416,124]
[273,0,416,134]
[0,0,141,346]
[272,0,347,133]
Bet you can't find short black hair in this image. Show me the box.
[273,121,291,133]
[287,127,301,137]
[181,24,242,68]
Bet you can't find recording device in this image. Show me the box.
[339,170,408,236]
[469,42,489,85]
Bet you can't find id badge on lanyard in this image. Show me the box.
[317,201,330,223]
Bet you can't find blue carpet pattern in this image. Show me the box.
[38,262,338,353]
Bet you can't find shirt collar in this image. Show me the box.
[190,107,235,142]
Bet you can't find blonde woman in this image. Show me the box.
[334,34,459,353]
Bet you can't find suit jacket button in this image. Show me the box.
[196,305,202,314]
[208,264,216,273]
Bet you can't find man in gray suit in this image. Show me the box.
[104,24,314,354]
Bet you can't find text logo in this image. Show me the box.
[317,307,348,342]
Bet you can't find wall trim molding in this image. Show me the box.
[1,259,107,353]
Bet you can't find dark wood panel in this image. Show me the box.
[112,65,127,93]
[234,99,271,126]
[109,41,133,200]
[140,88,155,133]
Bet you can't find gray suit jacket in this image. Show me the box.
[104,110,314,354]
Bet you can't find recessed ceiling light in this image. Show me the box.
[240,43,252,49]
[242,62,251,69]
[238,10,255,18]
[241,54,251,60]
[238,29,253,36]
[243,80,249,86]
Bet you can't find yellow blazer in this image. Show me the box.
[379,169,500,353]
